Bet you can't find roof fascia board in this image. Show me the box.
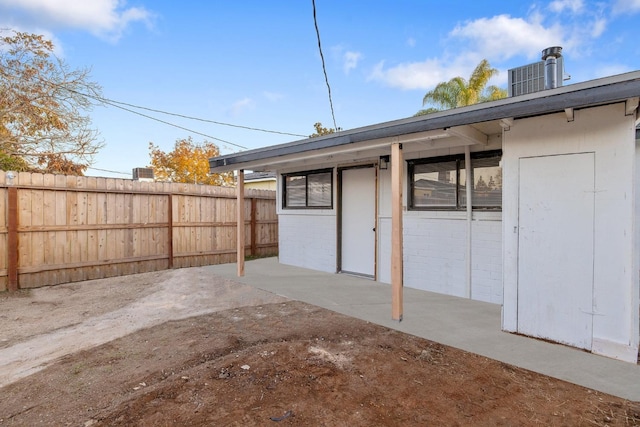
[210,72,640,171]
[217,134,482,173]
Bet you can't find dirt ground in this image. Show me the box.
[1,267,639,426]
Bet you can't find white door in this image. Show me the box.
[341,167,376,277]
[517,153,594,349]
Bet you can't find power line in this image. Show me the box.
[87,166,131,176]
[66,88,246,149]
[98,97,249,150]
[0,62,248,150]
[3,55,309,151]
[312,0,338,131]
[100,97,308,138]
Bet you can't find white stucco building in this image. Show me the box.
[210,69,640,363]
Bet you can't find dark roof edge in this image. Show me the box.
[211,71,640,169]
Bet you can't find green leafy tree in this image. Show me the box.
[0,30,103,175]
[149,137,233,186]
[309,122,336,138]
[415,59,507,116]
[0,149,29,171]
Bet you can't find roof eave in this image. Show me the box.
[210,71,640,172]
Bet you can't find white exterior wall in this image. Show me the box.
[471,218,503,303]
[502,103,639,362]
[635,136,640,347]
[275,153,503,303]
[403,215,467,296]
[397,213,502,303]
[377,168,392,284]
[278,213,336,272]
[276,171,337,273]
[377,146,503,304]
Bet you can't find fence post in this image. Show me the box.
[7,187,18,291]
[250,198,257,256]
[167,194,173,269]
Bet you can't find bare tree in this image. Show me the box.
[0,30,103,173]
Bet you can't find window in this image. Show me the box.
[409,151,502,210]
[282,169,333,209]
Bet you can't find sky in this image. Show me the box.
[1,0,640,178]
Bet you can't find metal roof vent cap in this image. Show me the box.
[542,46,563,90]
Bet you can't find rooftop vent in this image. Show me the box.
[508,46,569,97]
[542,46,563,90]
[132,167,154,182]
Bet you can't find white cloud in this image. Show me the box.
[262,91,284,102]
[370,3,621,92]
[549,0,584,14]
[369,13,568,91]
[0,0,153,41]
[406,37,416,48]
[612,0,640,14]
[228,97,255,116]
[0,26,64,55]
[343,51,362,74]
[449,14,564,61]
[331,44,363,75]
[590,17,607,37]
[368,58,470,90]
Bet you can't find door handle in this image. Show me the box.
[372,227,376,232]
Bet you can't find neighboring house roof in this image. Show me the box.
[210,71,640,173]
[243,171,276,181]
[414,178,456,191]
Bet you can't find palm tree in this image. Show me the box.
[415,59,507,116]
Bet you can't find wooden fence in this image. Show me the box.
[0,171,278,291]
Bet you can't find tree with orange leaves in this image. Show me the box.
[148,137,233,186]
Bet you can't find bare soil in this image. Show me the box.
[0,267,639,426]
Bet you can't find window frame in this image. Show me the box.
[408,150,502,211]
[282,168,334,209]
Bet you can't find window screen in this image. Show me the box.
[465,155,502,208]
[307,171,332,207]
[412,160,457,207]
[410,151,502,210]
[283,169,333,209]
[284,175,306,207]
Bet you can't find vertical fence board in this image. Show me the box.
[7,187,18,291]
[17,186,31,288]
[167,194,173,269]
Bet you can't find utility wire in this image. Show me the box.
[67,87,246,149]
[87,166,131,176]
[0,64,248,151]
[312,0,338,131]
[100,97,307,138]
[4,59,308,151]
[69,88,306,140]
[99,97,249,150]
